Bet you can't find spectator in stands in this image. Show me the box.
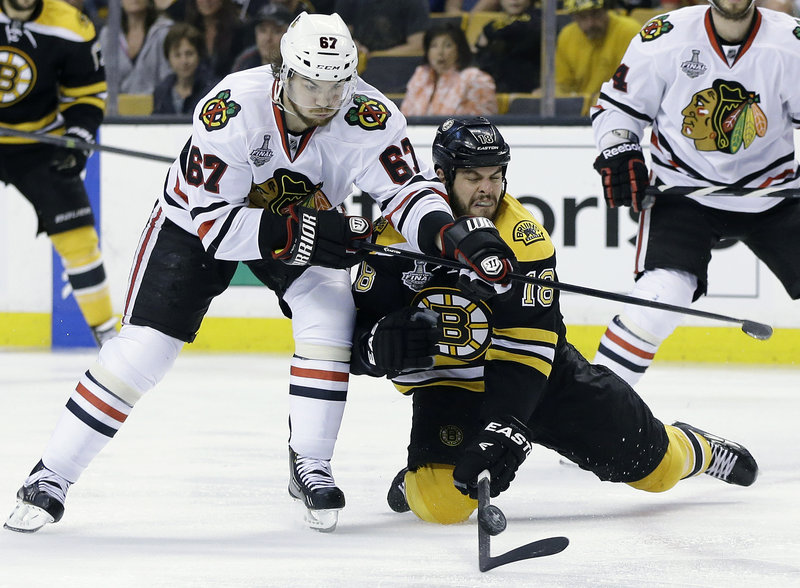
[335,0,429,57]
[237,0,329,19]
[401,23,497,116]
[175,0,252,82]
[152,23,216,114]
[555,0,640,116]
[474,0,542,93]
[232,4,292,71]
[756,0,795,14]
[99,0,173,95]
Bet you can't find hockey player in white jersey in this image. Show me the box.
[4,12,516,534]
[591,0,800,385]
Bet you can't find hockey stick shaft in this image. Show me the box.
[645,185,800,198]
[357,241,773,340]
[0,126,174,163]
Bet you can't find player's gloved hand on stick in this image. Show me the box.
[440,216,517,298]
[360,307,441,377]
[593,141,649,212]
[453,416,532,498]
[50,127,95,177]
[273,204,372,268]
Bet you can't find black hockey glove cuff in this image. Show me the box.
[355,307,440,377]
[453,416,532,499]
[272,204,373,269]
[50,127,94,177]
[593,141,649,212]
[440,217,517,298]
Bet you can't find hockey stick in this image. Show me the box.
[0,126,174,163]
[645,185,800,199]
[356,241,773,340]
[477,470,569,572]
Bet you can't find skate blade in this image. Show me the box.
[4,501,55,533]
[302,507,341,533]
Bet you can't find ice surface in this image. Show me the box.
[0,350,798,587]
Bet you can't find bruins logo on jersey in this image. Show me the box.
[413,287,491,361]
[681,79,767,154]
[248,168,332,213]
[199,90,241,131]
[640,16,673,42]
[344,94,391,130]
[512,220,545,246]
[0,48,37,107]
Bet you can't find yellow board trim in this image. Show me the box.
[2,313,799,365]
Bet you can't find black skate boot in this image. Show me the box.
[288,447,345,532]
[386,468,410,513]
[673,422,758,486]
[91,318,118,347]
[4,461,72,533]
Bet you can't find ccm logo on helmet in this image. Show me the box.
[601,143,642,158]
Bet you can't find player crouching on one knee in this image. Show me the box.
[349,117,758,526]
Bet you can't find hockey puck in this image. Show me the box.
[478,504,507,536]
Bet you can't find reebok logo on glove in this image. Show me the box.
[601,143,642,159]
[485,421,532,457]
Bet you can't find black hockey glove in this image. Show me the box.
[593,141,649,212]
[358,307,441,377]
[50,127,95,177]
[440,216,516,298]
[453,416,532,499]
[272,204,373,269]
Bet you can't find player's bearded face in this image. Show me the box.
[283,73,349,129]
[711,0,754,20]
[447,166,504,220]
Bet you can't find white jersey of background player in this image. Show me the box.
[5,12,516,534]
[591,0,800,385]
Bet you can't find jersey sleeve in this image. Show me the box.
[351,108,453,255]
[176,106,279,261]
[58,16,106,135]
[591,31,665,147]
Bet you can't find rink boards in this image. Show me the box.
[0,123,797,363]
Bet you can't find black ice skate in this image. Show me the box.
[288,447,345,532]
[4,461,71,533]
[91,318,118,347]
[386,467,410,513]
[673,421,758,486]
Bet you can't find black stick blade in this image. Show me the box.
[741,321,773,341]
[479,536,569,572]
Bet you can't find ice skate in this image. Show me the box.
[91,318,118,347]
[673,422,758,486]
[288,448,345,532]
[386,468,410,513]
[5,461,71,533]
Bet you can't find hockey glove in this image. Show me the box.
[440,217,516,298]
[453,416,532,499]
[272,204,373,269]
[593,141,649,212]
[50,127,94,177]
[359,307,441,377]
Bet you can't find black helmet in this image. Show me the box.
[432,117,511,186]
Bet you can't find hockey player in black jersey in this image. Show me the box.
[350,117,758,525]
[0,0,115,345]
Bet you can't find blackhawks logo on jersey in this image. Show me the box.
[681,79,767,154]
[513,220,545,245]
[344,94,391,130]
[248,168,331,213]
[199,90,241,131]
[640,15,673,42]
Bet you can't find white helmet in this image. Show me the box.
[273,12,359,110]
